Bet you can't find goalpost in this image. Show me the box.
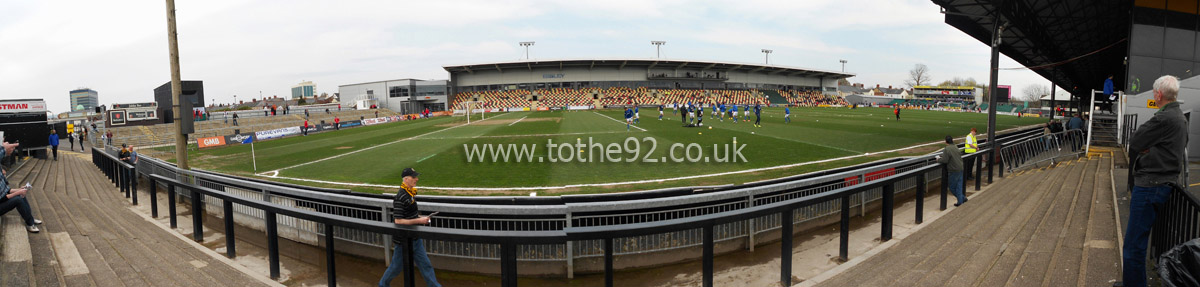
[455,101,485,124]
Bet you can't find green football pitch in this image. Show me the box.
[178,107,1045,195]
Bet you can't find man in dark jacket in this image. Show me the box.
[1121,75,1187,287]
[936,135,966,206]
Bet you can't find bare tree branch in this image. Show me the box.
[1020,84,1049,102]
[904,64,931,88]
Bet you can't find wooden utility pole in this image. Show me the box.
[166,0,188,170]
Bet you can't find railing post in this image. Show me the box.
[840,195,850,261]
[123,166,130,198]
[974,153,982,191]
[382,206,392,266]
[703,224,714,287]
[997,143,1005,178]
[916,172,926,224]
[266,210,280,279]
[780,208,793,287]
[131,167,139,205]
[169,185,178,229]
[604,237,614,287]
[501,242,518,287]
[325,223,336,287]
[150,178,158,218]
[881,183,894,241]
[747,194,755,251]
[940,165,948,210]
[403,236,415,287]
[223,199,236,258]
[566,212,574,279]
[192,187,204,242]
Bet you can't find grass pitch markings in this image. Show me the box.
[507,116,528,126]
[593,111,646,131]
[260,112,515,175]
[262,123,1040,191]
[408,130,638,139]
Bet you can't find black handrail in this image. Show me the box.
[93,148,138,205]
[1150,183,1200,262]
[122,148,988,287]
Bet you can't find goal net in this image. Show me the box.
[455,101,486,123]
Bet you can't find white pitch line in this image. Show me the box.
[258,125,1037,191]
[593,111,646,131]
[412,130,637,141]
[265,112,513,174]
[507,116,528,126]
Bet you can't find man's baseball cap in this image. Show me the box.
[401,168,420,178]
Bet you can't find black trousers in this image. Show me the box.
[51,145,58,159]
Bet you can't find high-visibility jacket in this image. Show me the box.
[965,133,978,153]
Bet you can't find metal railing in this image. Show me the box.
[1122,113,1139,147]
[93,148,139,205]
[998,129,1087,172]
[1150,183,1200,266]
[95,127,1040,278]
[116,146,990,287]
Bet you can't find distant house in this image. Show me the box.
[869,85,908,98]
[838,84,871,97]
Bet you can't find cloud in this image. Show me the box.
[0,0,1055,114]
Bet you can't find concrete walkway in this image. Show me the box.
[816,152,1122,286]
[0,148,274,287]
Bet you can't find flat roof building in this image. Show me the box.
[69,88,99,112]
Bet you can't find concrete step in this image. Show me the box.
[816,155,1121,287]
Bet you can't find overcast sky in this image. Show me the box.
[0,0,1062,114]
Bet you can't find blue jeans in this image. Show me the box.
[948,171,965,205]
[379,239,440,287]
[1122,184,1173,287]
[0,195,36,225]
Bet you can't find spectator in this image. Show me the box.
[232,113,239,126]
[303,120,309,136]
[378,168,440,287]
[937,135,966,206]
[334,117,340,130]
[48,129,59,161]
[963,128,978,179]
[0,141,42,233]
[1121,75,1186,287]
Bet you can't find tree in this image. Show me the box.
[837,78,851,86]
[1020,84,1049,103]
[904,64,931,88]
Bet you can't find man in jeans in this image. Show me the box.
[0,141,43,233]
[379,168,439,287]
[1121,75,1186,287]
[936,135,966,206]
